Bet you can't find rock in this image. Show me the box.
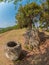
[24,28,40,49]
[4,41,22,61]
[29,38,39,49]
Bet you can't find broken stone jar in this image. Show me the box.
[4,41,22,61]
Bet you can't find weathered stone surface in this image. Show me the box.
[24,28,40,49]
[5,41,22,61]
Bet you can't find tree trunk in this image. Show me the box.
[24,28,40,50]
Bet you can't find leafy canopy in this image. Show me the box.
[16,2,41,28]
[40,0,49,30]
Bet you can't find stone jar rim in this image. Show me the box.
[6,41,20,49]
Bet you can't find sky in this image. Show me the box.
[0,0,41,28]
[0,2,16,28]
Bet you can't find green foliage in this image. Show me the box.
[0,25,18,34]
[0,0,18,2]
[16,0,49,31]
[0,0,3,2]
[0,0,49,31]
[40,0,49,31]
[0,0,44,3]
[16,2,41,29]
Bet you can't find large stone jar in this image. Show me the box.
[5,41,22,61]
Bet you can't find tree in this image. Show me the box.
[40,0,49,30]
[16,2,41,29]
[0,0,22,3]
[0,0,49,31]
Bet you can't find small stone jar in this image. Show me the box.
[5,41,22,61]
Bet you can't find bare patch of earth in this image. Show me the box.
[0,28,49,65]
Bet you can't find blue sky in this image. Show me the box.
[0,0,41,28]
[0,2,16,28]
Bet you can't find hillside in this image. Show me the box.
[0,28,49,65]
[0,25,18,34]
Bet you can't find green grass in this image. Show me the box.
[0,25,18,34]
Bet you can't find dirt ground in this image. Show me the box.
[0,28,49,65]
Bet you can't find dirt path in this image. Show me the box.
[0,29,49,65]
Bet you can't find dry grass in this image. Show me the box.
[0,28,26,65]
[0,28,49,65]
